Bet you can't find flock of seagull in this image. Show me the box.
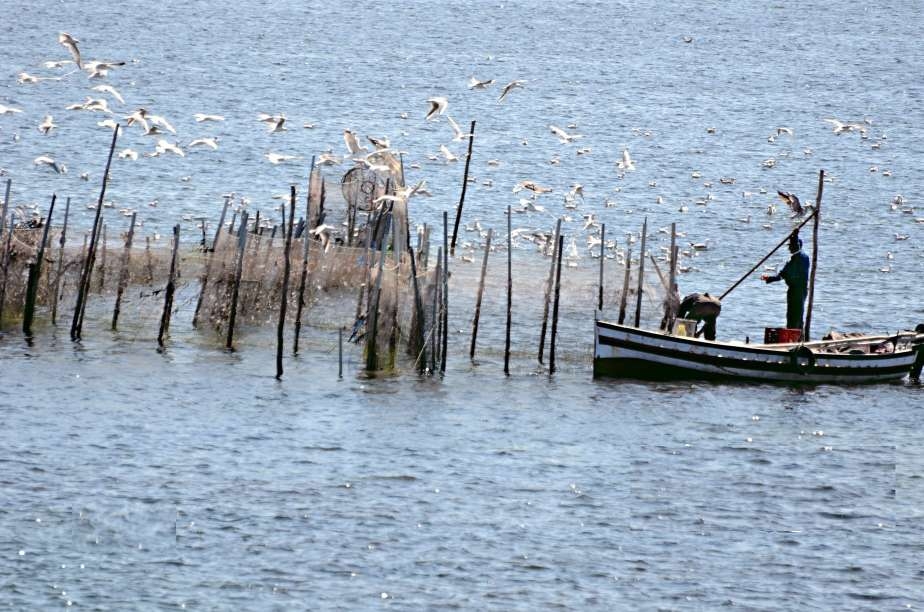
[0,31,919,277]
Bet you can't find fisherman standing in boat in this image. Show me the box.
[677,292,722,340]
[761,232,811,330]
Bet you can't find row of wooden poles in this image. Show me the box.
[0,119,717,379]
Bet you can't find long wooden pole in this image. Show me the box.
[634,218,648,327]
[597,223,605,311]
[71,125,119,341]
[718,208,819,301]
[226,211,249,350]
[0,213,12,325]
[276,186,296,379]
[365,242,386,372]
[440,211,448,373]
[549,235,564,374]
[157,224,180,348]
[470,228,493,359]
[408,245,427,371]
[803,169,824,342]
[504,205,512,376]
[618,242,633,324]
[111,212,136,330]
[450,120,476,256]
[50,196,71,325]
[0,179,10,238]
[538,218,561,363]
[23,194,56,335]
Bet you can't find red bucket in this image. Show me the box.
[764,327,802,344]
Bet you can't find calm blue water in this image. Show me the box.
[2,1,923,609]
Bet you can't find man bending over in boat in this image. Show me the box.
[677,292,722,340]
[761,233,810,331]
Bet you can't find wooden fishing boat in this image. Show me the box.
[593,320,924,384]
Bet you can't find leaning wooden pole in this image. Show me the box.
[276,186,296,379]
[111,212,136,330]
[470,228,493,359]
[450,120,476,256]
[803,169,824,342]
[71,125,119,341]
[504,205,512,376]
[538,218,562,363]
[365,243,386,372]
[408,245,427,371]
[618,242,633,324]
[226,211,249,350]
[212,195,231,251]
[23,194,57,336]
[50,196,71,325]
[157,224,180,348]
[633,218,648,327]
[549,234,564,374]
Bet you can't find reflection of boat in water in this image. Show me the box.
[593,321,924,384]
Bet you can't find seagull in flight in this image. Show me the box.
[84,60,126,79]
[58,32,82,68]
[617,148,635,171]
[498,80,526,103]
[467,76,495,90]
[38,115,57,135]
[92,84,125,104]
[777,190,805,217]
[0,104,23,115]
[549,124,582,144]
[34,155,67,174]
[188,137,219,150]
[343,129,367,155]
[425,96,448,121]
[18,72,62,84]
[446,115,469,142]
[194,113,225,122]
[265,152,300,165]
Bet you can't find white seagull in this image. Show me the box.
[188,137,219,150]
[193,113,225,122]
[58,32,82,68]
[498,80,526,103]
[425,96,448,121]
[91,84,125,104]
[38,115,56,135]
[467,76,495,90]
[549,124,582,144]
[343,129,367,155]
[0,104,23,115]
[617,148,635,171]
[34,155,67,174]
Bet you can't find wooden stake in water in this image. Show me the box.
[450,120,476,256]
[440,211,448,374]
[157,224,180,348]
[504,205,512,376]
[408,245,427,371]
[212,194,230,251]
[538,218,561,363]
[50,196,71,325]
[429,249,441,374]
[365,243,386,372]
[470,228,493,359]
[597,223,605,312]
[23,194,57,336]
[0,179,10,238]
[226,211,249,350]
[111,212,136,330]
[276,186,296,380]
[549,235,564,375]
[71,125,120,341]
[618,242,633,325]
[338,327,343,379]
[97,223,107,293]
[633,217,648,328]
[0,213,13,326]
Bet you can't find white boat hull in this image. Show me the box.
[594,320,923,384]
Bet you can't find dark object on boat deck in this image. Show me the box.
[677,292,721,341]
[764,327,802,344]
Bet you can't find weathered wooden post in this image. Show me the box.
[470,228,493,359]
[97,223,107,293]
[803,169,824,342]
[440,211,449,374]
[618,242,633,324]
[50,196,71,325]
[549,235,564,374]
[450,120,476,256]
[365,242,386,372]
[111,212,136,330]
[429,249,441,374]
[157,224,180,348]
[226,211,249,350]
[0,213,12,325]
[0,179,10,238]
[338,327,343,379]
[504,205,512,376]
[71,125,119,341]
[538,218,561,363]
[276,186,296,379]
[633,217,648,327]
[23,195,56,336]
[408,245,427,371]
